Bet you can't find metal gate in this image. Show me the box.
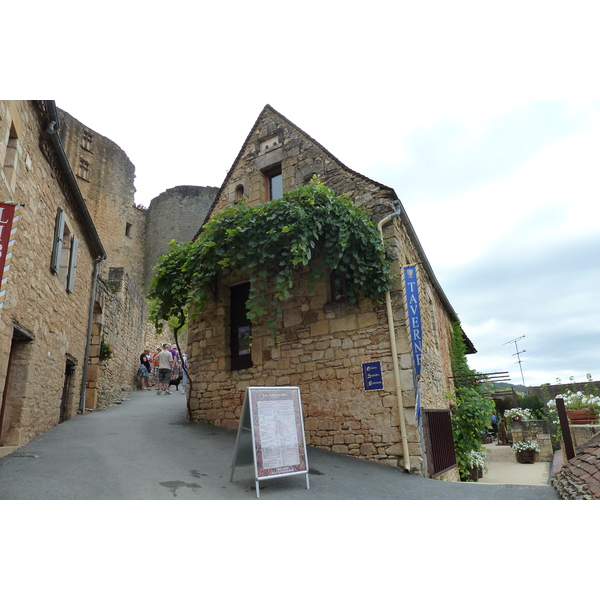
[422,409,457,478]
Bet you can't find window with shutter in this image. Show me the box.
[50,208,65,274]
[66,235,78,293]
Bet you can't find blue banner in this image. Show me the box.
[403,266,422,424]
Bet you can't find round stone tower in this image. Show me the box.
[144,185,219,293]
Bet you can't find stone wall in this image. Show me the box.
[58,109,146,290]
[89,270,150,409]
[144,185,218,293]
[0,101,98,446]
[510,419,553,461]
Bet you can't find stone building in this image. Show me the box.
[0,100,106,447]
[56,109,217,409]
[0,101,217,451]
[186,105,473,478]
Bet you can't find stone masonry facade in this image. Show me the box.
[0,101,217,448]
[57,110,217,408]
[187,105,463,476]
[0,101,102,446]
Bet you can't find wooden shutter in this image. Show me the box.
[66,235,78,293]
[50,207,65,274]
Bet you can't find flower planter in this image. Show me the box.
[516,450,536,464]
[566,410,598,425]
[468,467,479,482]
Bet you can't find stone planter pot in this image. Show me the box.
[468,467,479,482]
[477,467,484,479]
[566,410,598,425]
[516,450,537,464]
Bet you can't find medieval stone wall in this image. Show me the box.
[144,185,218,293]
[57,110,161,402]
[0,101,97,446]
[58,109,146,289]
[89,270,150,409]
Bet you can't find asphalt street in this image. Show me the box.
[0,389,560,500]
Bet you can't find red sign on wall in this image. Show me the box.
[0,203,17,313]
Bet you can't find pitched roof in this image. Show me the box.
[553,432,600,499]
[200,104,476,353]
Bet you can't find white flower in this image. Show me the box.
[467,449,487,468]
[504,408,534,421]
[512,441,540,453]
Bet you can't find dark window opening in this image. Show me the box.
[125,222,132,237]
[265,166,282,201]
[330,269,353,303]
[235,185,244,200]
[230,282,253,371]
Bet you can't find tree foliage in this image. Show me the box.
[148,179,394,334]
[448,321,495,480]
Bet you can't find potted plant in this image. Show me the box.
[547,391,600,425]
[466,449,487,481]
[504,407,534,422]
[99,340,113,362]
[512,440,539,464]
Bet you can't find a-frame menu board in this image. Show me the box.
[230,386,309,498]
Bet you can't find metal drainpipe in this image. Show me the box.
[377,200,411,473]
[79,256,103,413]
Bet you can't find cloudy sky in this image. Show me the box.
[12,1,600,389]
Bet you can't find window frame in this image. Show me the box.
[264,165,283,202]
[330,269,353,303]
[230,282,253,371]
[50,207,79,292]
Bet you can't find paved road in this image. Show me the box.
[0,390,560,500]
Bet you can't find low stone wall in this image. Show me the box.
[510,420,553,461]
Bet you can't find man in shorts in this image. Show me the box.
[156,343,174,395]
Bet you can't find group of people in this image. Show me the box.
[137,344,188,395]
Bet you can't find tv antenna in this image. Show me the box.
[504,336,526,387]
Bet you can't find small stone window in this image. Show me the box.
[77,158,90,181]
[264,165,282,201]
[330,269,353,303]
[125,222,132,237]
[81,130,94,152]
[235,185,245,200]
[50,207,78,292]
[2,123,20,191]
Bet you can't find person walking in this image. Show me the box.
[152,346,161,388]
[156,344,174,395]
[180,351,188,394]
[137,349,152,390]
[169,351,182,391]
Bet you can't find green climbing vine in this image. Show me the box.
[148,179,394,335]
[448,321,495,480]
